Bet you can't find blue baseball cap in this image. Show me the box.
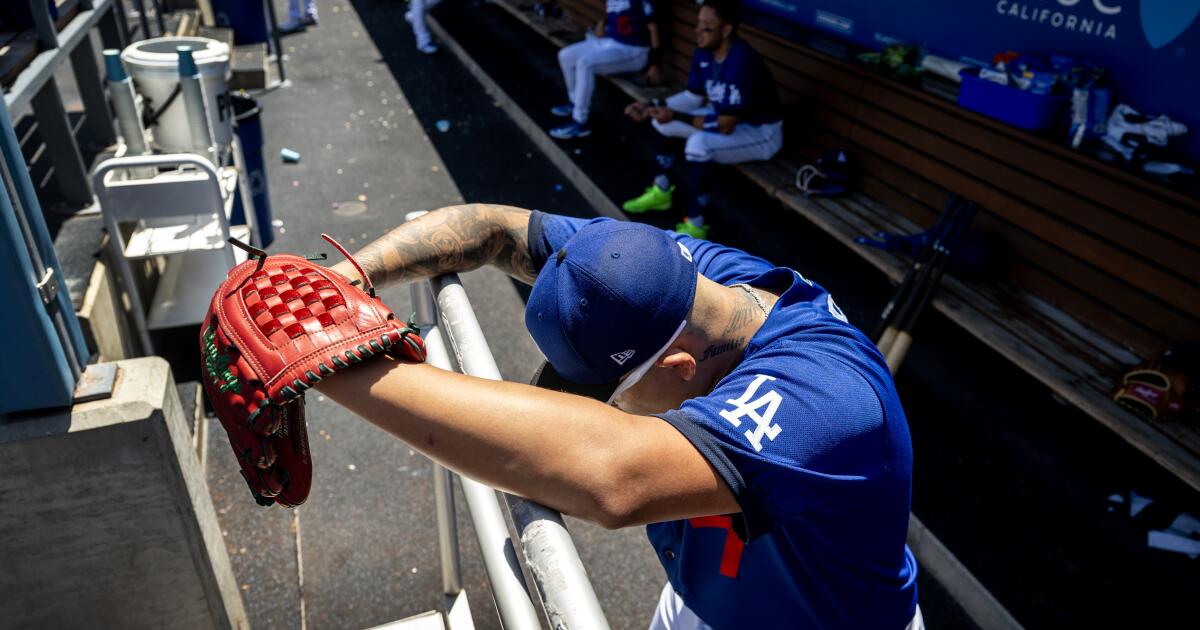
[525,221,698,393]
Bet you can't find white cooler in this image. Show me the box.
[121,37,232,154]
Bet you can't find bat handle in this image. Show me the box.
[877,326,899,355]
[885,331,914,374]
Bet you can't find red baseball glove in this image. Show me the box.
[200,234,425,507]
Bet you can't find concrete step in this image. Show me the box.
[366,591,475,630]
[367,610,444,630]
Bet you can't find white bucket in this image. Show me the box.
[121,37,232,154]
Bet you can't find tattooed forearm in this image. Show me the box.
[341,204,538,288]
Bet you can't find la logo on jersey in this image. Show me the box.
[719,374,783,452]
[611,349,636,365]
[705,79,742,107]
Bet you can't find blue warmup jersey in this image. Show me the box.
[687,39,782,126]
[529,212,918,629]
[605,0,656,48]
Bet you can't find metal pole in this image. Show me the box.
[409,265,463,598]
[103,50,148,156]
[263,0,287,84]
[151,0,166,36]
[130,0,151,39]
[107,0,131,47]
[177,46,215,162]
[416,289,541,630]
[29,0,58,49]
[431,275,611,630]
[433,462,462,596]
[70,36,118,147]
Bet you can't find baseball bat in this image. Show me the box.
[873,195,962,354]
[884,201,978,373]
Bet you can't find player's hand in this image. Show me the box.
[650,107,674,123]
[644,64,663,86]
[625,101,650,121]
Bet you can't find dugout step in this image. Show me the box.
[365,591,475,630]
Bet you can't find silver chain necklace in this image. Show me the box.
[732,283,770,318]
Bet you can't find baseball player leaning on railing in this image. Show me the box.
[329,204,924,629]
[204,203,923,629]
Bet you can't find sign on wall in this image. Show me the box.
[744,0,1200,160]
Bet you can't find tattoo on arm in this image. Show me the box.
[349,204,538,287]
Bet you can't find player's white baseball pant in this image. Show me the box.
[664,90,709,117]
[410,0,444,49]
[559,34,648,124]
[287,0,318,21]
[647,582,712,630]
[651,116,784,164]
[647,582,926,630]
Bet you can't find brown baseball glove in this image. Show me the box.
[200,234,425,507]
[1114,345,1200,421]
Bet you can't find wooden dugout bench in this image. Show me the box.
[496,0,1200,492]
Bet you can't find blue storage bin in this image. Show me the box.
[957,68,1068,131]
[209,0,270,45]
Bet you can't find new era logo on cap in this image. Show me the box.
[525,219,698,384]
[611,349,636,366]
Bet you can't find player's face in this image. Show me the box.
[694,7,727,50]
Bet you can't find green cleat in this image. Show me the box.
[674,218,710,239]
[622,185,674,213]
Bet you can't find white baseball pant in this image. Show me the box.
[648,582,926,630]
[410,0,444,49]
[559,34,649,124]
[651,115,784,164]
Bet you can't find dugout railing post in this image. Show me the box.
[429,273,611,630]
[409,272,464,599]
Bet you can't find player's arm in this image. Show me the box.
[716,114,739,134]
[317,357,740,528]
[332,203,539,287]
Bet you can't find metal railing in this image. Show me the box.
[6,0,128,206]
[405,216,610,630]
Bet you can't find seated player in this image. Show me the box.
[550,0,664,140]
[623,0,783,239]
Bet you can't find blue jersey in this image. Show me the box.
[529,212,918,629]
[687,39,782,126]
[605,0,656,48]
